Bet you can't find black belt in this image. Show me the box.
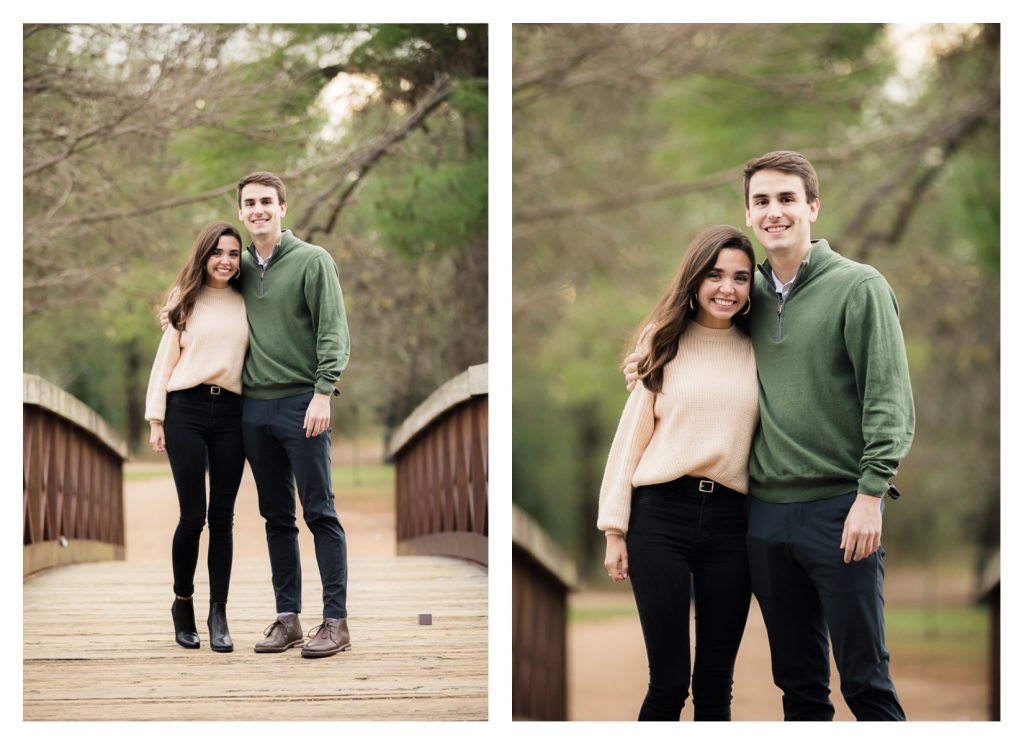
[174,384,240,399]
[678,475,744,499]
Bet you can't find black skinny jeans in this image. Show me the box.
[164,386,245,603]
[626,477,751,721]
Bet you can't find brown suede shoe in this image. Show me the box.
[301,617,351,658]
[253,613,304,653]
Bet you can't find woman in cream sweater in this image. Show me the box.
[598,225,759,720]
[145,221,249,652]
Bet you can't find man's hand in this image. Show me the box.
[623,352,643,392]
[149,422,166,453]
[303,392,332,438]
[841,493,883,563]
[604,534,630,581]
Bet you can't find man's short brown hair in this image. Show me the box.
[237,171,287,207]
[743,151,819,206]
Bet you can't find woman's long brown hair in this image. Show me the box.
[629,225,755,393]
[164,221,243,331]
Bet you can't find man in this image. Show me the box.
[237,172,351,658]
[166,172,352,658]
[625,151,914,719]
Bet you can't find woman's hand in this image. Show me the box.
[149,422,166,453]
[622,352,643,392]
[604,534,630,582]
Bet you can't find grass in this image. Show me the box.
[569,587,637,623]
[124,469,170,482]
[331,463,394,509]
[124,461,395,510]
[884,605,988,670]
[569,605,637,623]
[568,598,990,674]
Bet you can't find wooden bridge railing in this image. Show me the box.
[387,363,487,566]
[23,374,127,576]
[512,504,577,721]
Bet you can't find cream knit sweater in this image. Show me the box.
[597,322,759,536]
[144,285,249,423]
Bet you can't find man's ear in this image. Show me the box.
[808,198,821,223]
[280,201,287,219]
[744,207,752,227]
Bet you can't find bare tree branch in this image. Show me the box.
[842,84,1000,260]
[295,75,454,241]
[31,76,453,235]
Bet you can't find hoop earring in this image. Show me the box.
[233,268,241,280]
[688,294,695,311]
[741,297,752,316]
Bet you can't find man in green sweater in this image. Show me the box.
[741,151,913,720]
[236,172,352,658]
[626,151,914,719]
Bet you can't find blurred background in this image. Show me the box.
[24,23,488,455]
[512,23,999,720]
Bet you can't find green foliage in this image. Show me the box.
[938,133,1000,277]
[366,158,487,258]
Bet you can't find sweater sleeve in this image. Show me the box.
[597,378,656,536]
[843,275,916,496]
[144,324,182,423]
[304,252,350,395]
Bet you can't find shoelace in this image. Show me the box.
[262,620,285,638]
[307,622,332,640]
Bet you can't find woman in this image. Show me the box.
[597,225,759,720]
[145,221,249,652]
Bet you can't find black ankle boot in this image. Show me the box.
[171,596,200,649]
[207,601,234,653]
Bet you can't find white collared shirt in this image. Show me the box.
[255,249,273,268]
[771,270,796,301]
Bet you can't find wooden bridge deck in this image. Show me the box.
[24,555,487,721]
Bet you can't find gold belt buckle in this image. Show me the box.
[210,386,221,395]
[698,479,714,493]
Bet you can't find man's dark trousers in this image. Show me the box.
[746,491,904,721]
[242,392,348,619]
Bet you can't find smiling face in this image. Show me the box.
[745,169,820,258]
[238,183,287,242]
[204,234,242,288]
[693,247,753,329]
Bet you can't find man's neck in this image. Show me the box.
[252,230,283,262]
[766,242,813,284]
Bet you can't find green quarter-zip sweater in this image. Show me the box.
[748,239,915,502]
[239,230,350,399]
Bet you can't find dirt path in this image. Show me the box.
[569,591,988,721]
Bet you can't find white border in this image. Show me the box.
[8,4,1023,744]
